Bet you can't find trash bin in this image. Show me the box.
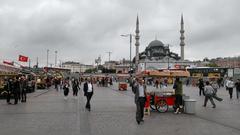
[184,99,196,114]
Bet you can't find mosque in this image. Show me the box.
[133,15,195,71]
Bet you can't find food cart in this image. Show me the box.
[144,70,190,113]
[116,74,130,91]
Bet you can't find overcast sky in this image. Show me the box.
[0,0,239,66]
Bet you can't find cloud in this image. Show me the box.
[0,0,239,66]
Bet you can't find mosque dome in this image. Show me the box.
[147,40,164,48]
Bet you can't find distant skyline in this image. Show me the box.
[0,0,240,66]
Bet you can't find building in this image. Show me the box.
[212,57,240,68]
[133,15,191,71]
[62,61,94,73]
[103,61,118,69]
[115,59,131,74]
[135,39,195,71]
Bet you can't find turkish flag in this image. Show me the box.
[3,60,14,66]
[19,55,28,62]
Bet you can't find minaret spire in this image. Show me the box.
[135,15,140,71]
[180,14,185,61]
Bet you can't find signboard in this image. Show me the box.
[208,73,220,78]
[192,73,203,78]
[234,68,240,75]
[228,68,234,77]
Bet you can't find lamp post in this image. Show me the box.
[121,34,133,72]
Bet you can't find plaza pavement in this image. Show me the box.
[0,83,239,135]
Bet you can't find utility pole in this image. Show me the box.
[106,51,112,62]
[36,57,39,68]
[47,49,49,67]
[29,59,31,69]
[55,51,58,67]
[106,52,112,69]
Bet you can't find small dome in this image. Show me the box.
[148,40,164,48]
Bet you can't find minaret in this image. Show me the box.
[180,14,185,61]
[135,16,140,70]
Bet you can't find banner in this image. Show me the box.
[18,55,28,62]
[3,60,14,66]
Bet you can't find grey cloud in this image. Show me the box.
[0,0,240,66]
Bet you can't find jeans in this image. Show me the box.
[86,92,93,109]
[204,95,216,107]
[228,88,233,99]
[136,97,146,122]
[236,89,240,99]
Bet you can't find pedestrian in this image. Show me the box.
[72,79,80,97]
[20,76,27,102]
[63,79,70,100]
[132,78,147,125]
[6,78,14,104]
[83,78,94,111]
[226,78,234,99]
[173,77,183,114]
[13,77,20,104]
[211,81,223,102]
[203,81,216,108]
[198,79,205,96]
[235,79,240,99]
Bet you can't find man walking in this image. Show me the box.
[226,78,234,99]
[235,79,240,99]
[72,79,80,97]
[198,79,205,96]
[132,78,147,125]
[203,81,216,108]
[83,78,94,111]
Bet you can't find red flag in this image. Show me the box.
[19,55,28,62]
[3,60,14,66]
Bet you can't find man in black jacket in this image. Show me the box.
[6,78,14,104]
[83,78,94,111]
[198,79,205,96]
[235,79,240,99]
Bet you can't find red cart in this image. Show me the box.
[149,91,176,113]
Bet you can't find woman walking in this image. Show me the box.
[63,78,70,100]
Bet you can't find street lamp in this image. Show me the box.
[121,34,134,72]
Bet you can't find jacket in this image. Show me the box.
[204,85,214,96]
[83,82,93,96]
[132,83,147,103]
[173,81,183,95]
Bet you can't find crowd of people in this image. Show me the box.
[3,76,31,105]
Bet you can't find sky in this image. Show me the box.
[0,0,240,67]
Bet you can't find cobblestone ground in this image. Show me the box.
[0,83,240,135]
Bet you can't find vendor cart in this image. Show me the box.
[118,82,128,91]
[149,89,176,112]
[145,70,190,113]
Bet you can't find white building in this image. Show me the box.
[62,61,94,73]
